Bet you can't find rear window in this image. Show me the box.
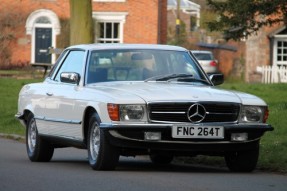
[193,53,214,60]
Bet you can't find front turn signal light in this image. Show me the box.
[263,107,269,123]
[107,103,119,121]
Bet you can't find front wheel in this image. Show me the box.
[26,113,54,162]
[87,113,119,170]
[225,143,259,172]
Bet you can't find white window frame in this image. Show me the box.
[93,12,128,43]
[97,22,121,43]
[273,35,287,66]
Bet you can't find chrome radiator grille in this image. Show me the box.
[148,102,240,123]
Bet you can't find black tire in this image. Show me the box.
[225,143,259,172]
[87,113,119,170]
[150,154,174,165]
[26,113,54,162]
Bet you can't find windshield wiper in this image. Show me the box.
[145,73,210,85]
[145,73,194,82]
[175,77,210,85]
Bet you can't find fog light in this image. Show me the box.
[145,132,161,141]
[231,133,248,142]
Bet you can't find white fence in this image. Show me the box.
[256,65,287,83]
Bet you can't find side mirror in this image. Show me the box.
[60,72,81,85]
[209,73,224,86]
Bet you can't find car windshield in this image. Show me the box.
[86,49,208,84]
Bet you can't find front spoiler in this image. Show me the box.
[100,123,273,153]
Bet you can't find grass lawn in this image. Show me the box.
[0,78,286,173]
[0,78,41,135]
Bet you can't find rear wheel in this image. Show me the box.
[87,113,119,170]
[225,142,259,172]
[26,113,54,162]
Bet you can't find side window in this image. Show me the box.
[54,50,85,82]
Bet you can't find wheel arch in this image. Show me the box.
[82,106,102,146]
[20,109,34,127]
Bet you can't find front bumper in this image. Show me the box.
[100,123,273,154]
[15,112,26,127]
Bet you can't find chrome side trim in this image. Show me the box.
[35,116,81,124]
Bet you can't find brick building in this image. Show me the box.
[216,22,287,82]
[0,0,167,68]
[244,23,287,82]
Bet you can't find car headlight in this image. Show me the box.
[240,106,266,123]
[107,104,146,121]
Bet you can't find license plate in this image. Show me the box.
[172,125,224,139]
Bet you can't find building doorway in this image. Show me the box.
[26,9,60,64]
[35,28,52,63]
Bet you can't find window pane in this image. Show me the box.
[36,16,51,24]
[106,23,112,38]
[96,21,120,43]
[278,48,282,54]
[100,23,105,38]
[113,23,119,38]
[278,41,282,47]
[284,42,287,47]
[284,56,287,61]
[278,56,282,61]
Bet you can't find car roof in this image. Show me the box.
[68,43,187,51]
[190,50,213,54]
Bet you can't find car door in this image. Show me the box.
[41,50,87,140]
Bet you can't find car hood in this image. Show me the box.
[87,82,266,106]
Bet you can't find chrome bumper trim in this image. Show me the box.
[109,130,260,144]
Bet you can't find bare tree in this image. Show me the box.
[0,12,26,68]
